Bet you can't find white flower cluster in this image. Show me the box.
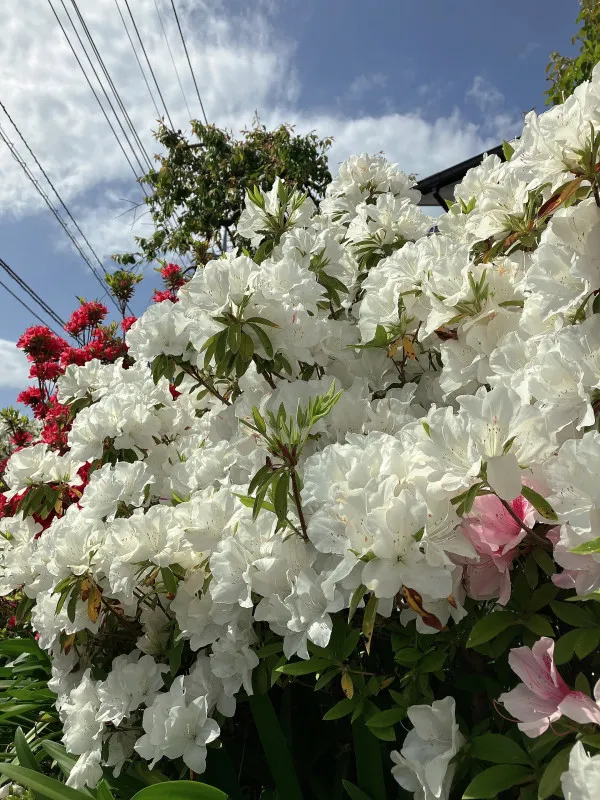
[3,64,600,796]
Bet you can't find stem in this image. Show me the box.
[498,497,534,536]
[183,364,231,405]
[498,497,552,549]
[290,469,308,542]
[100,595,139,636]
[594,179,600,209]
[262,372,277,390]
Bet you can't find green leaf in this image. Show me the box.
[160,567,178,594]
[362,593,378,654]
[131,783,228,800]
[365,708,406,728]
[248,693,303,800]
[323,698,356,721]
[575,628,600,659]
[537,746,572,800]
[470,733,530,765]
[419,650,447,673]
[526,583,558,613]
[462,764,532,798]
[520,614,554,637]
[571,536,600,554]
[256,643,283,658]
[314,667,339,691]
[352,721,386,800]
[342,780,372,800]
[368,725,396,741]
[575,671,591,695]
[467,611,516,648]
[227,324,241,354]
[14,727,42,772]
[0,766,90,800]
[520,486,558,521]
[97,783,116,800]
[244,316,280,328]
[550,600,596,628]
[394,647,421,666]
[273,471,289,523]
[524,552,538,589]
[348,584,367,623]
[276,657,331,676]
[0,639,49,661]
[238,331,254,361]
[247,322,274,359]
[502,139,515,161]
[532,547,556,576]
[554,629,584,665]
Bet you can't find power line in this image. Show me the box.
[154,0,191,122]
[0,123,122,315]
[47,0,146,189]
[0,276,64,337]
[123,0,175,130]
[169,0,208,125]
[0,256,69,334]
[68,0,153,172]
[0,99,109,279]
[114,0,162,121]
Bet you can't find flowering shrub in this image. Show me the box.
[5,66,600,800]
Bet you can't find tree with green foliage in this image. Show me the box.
[546,0,600,104]
[114,119,332,268]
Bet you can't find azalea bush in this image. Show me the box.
[5,66,600,800]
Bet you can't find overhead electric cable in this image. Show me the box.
[123,0,175,130]
[0,256,69,332]
[0,99,110,279]
[153,0,192,122]
[114,0,162,121]
[0,276,64,336]
[68,0,153,172]
[0,124,122,315]
[46,0,146,190]
[169,0,208,124]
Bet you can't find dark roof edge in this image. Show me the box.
[415,144,505,196]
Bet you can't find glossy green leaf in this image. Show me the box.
[520,486,558,521]
[131,782,228,800]
[538,747,572,800]
[342,780,372,800]
[365,708,406,728]
[470,733,530,765]
[462,764,532,798]
[467,611,516,648]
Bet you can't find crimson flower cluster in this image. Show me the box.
[152,262,188,303]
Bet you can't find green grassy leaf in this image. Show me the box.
[0,766,89,800]
[248,692,304,800]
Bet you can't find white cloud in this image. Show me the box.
[519,41,540,61]
[347,72,388,99]
[465,75,505,115]
[0,340,29,389]
[0,1,519,262]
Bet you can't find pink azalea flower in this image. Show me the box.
[457,493,535,604]
[499,637,600,737]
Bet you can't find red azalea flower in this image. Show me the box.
[121,315,137,333]
[17,326,67,362]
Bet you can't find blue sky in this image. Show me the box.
[0,0,579,408]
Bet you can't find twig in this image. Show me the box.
[290,470,308,541]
